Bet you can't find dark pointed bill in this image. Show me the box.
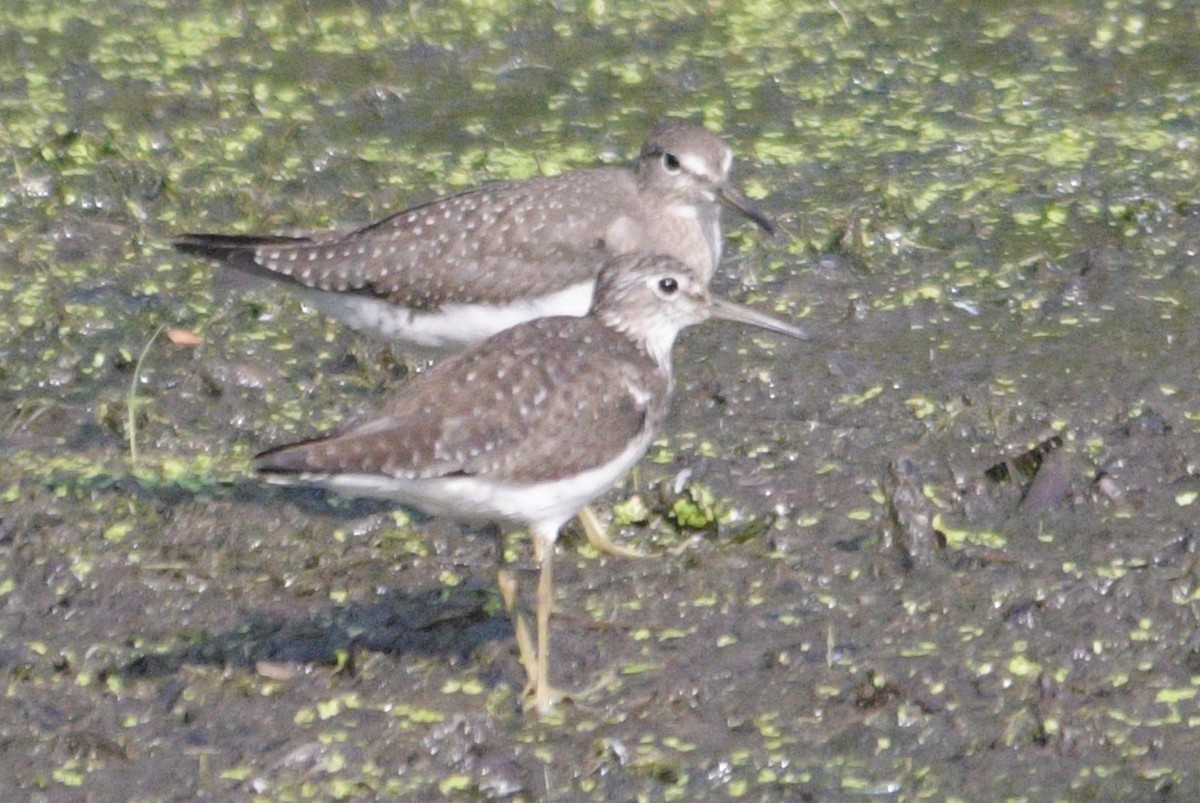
[717,185,776,236]
[709,298,809,341]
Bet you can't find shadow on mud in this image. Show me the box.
[113,580,508,681]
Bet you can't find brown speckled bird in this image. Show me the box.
[254,253,807,713]
[172,122,774,353]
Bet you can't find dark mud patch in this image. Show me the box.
[5,0,1200,799]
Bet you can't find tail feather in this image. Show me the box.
[254,439,324,475]
[172,232,313,260]
[172,232,320,285]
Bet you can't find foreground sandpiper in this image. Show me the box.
[254,253,807,713]
[172,122,774,352]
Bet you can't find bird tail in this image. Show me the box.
[172,232,313,260]
[253,439,324,474]
[172,232,322,285]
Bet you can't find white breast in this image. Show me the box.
[301,280,596,350]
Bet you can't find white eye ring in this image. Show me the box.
[656,276,679,296]
[661,152,682,174]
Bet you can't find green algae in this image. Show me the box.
[3,0,1200,800]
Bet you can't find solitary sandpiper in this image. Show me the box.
[172,122,774,352]
[254,253,807,713]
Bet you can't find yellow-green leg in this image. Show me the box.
[579,505,646,558]
[496,568,537,692]
[531,537,560,714]
[497,538,563,714]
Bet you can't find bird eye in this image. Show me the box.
[661,152,682,174]
[657,277,679,295]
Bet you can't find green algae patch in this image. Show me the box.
[612,493,651,526]
[4,0,1200,801]
[667,483,726,530]
[931,514,1008,550]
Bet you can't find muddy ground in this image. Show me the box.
[3,1,1200,800]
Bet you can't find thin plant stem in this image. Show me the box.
[128,323,166,468]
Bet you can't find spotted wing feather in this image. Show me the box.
[178,169,642,309]
[254,316,667,484]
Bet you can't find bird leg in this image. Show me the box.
[579,505,647,558]
[497,538,564,713]
[531,537,563,713]
[496,568,537,692]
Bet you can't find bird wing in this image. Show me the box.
[192,170,641,309]
[254,316,664,484]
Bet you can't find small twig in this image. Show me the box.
[128,323,166,468]
[828,0,851,28]
[826,623,836,668]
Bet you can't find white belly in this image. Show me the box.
[268,426,653,547]
[302,280,596,350]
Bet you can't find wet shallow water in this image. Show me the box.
[3,0,1200,799]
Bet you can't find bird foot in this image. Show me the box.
[522,677,567,714]
[579,505,647,558]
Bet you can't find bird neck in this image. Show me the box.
[597,310,680,374]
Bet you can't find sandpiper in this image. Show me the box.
[172,122,774,352]
[254,253,806,713]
